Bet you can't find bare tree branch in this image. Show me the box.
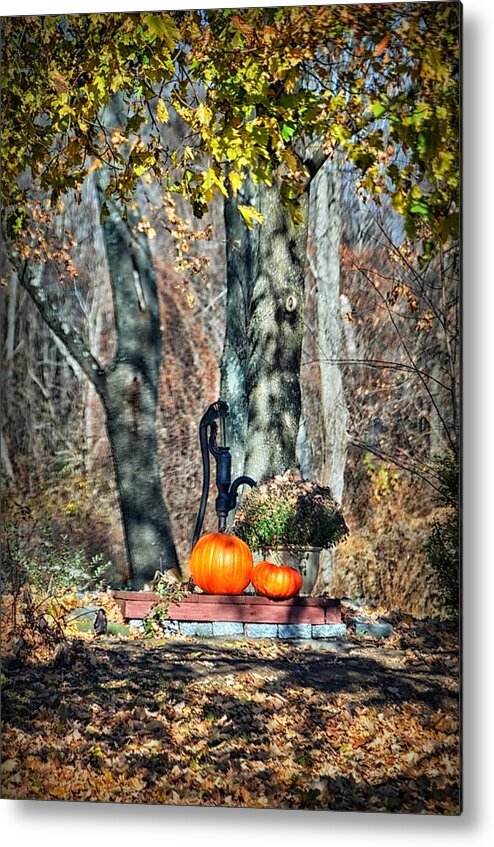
[347,253,456,453]
[18,261,107,395]
[350,437,443,495]
[301,355,452,392]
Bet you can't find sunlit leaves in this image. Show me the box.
[281,123,296,143]
[237,204,265,228]
[201,166,228,202]
[143,12,179,51]
[2,4,459,250]
[178,4,459,246]
[228,170,244,197]
[156,98,170,124]
[371,101,387,119]
[1,12,179,212]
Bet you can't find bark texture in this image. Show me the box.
[14,176,179,588]
[96,185,179,586]
[220,180,259,481]
[243,182,308,483]
[309,157,348,504]
[307,157,348,594]
[102,365,177,585]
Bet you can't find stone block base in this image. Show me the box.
[115,591,346,639]
[116,593,393,641]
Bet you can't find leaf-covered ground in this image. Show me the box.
[1,617,460,814]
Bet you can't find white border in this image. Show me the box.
[2,0,493,844]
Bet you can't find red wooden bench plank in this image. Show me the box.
[113,597,126,616]
[120,600,153,619]
[324,604,343,624]
[179,594,340,607]
[113,591,340,607]
[117,594,341,625]
[114,591,157,602]
[122,600,327,624]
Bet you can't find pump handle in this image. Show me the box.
[191,399,256,551]
[191,400,229,550]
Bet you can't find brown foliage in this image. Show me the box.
[329,450,446,617]
[1,625,460,812]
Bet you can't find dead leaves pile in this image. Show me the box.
[1,622,460,814]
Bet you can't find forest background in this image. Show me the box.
[1,0,460,617]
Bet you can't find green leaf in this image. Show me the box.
[143,13,179,51]
[281,123,296,142]
[410,201,430,218]
[371,100,387,119]
[330,124,351,144]
[353,151,375,173]
[58,103,75,118]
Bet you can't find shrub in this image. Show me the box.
[424,451,460,616]
[2,505,111,595]
[143,571,188,636]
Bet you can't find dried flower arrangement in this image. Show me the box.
[232,470,349,553]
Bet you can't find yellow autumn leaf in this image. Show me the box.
[202,167,228,201]
[196,102,212,127]
[228,170,244,197]
[156,98,170,124]
[238,204,265,228]
[282,147,300,176]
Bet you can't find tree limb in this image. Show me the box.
[350,437,443,495]
[18,261,107,395]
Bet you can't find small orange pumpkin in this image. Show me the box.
[251,560,303,599]
[190,533,253,594]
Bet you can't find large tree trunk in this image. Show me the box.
[102,364,177,586]
[220,180,259,481]
[307,156,348,595]
[243,182,308,482]
[0,272,18,483]
[220,180,308,486]
[309,155,348,505]
[16,178,179,589]
[96,184,179,587]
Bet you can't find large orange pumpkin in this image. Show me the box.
[190,533,253,594]
[252,560,303,599]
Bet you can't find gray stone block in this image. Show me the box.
[67,606,99,621]
[212,621,245,637]
[245,623,278,638]
[278,623,312,639]
[128,619,144,629]
[355,621,393,639]
[312,624,347,639]
[180,622,213,637]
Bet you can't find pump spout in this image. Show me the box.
[230,475,256,504]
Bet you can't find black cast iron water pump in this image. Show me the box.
[191,399,256,550]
